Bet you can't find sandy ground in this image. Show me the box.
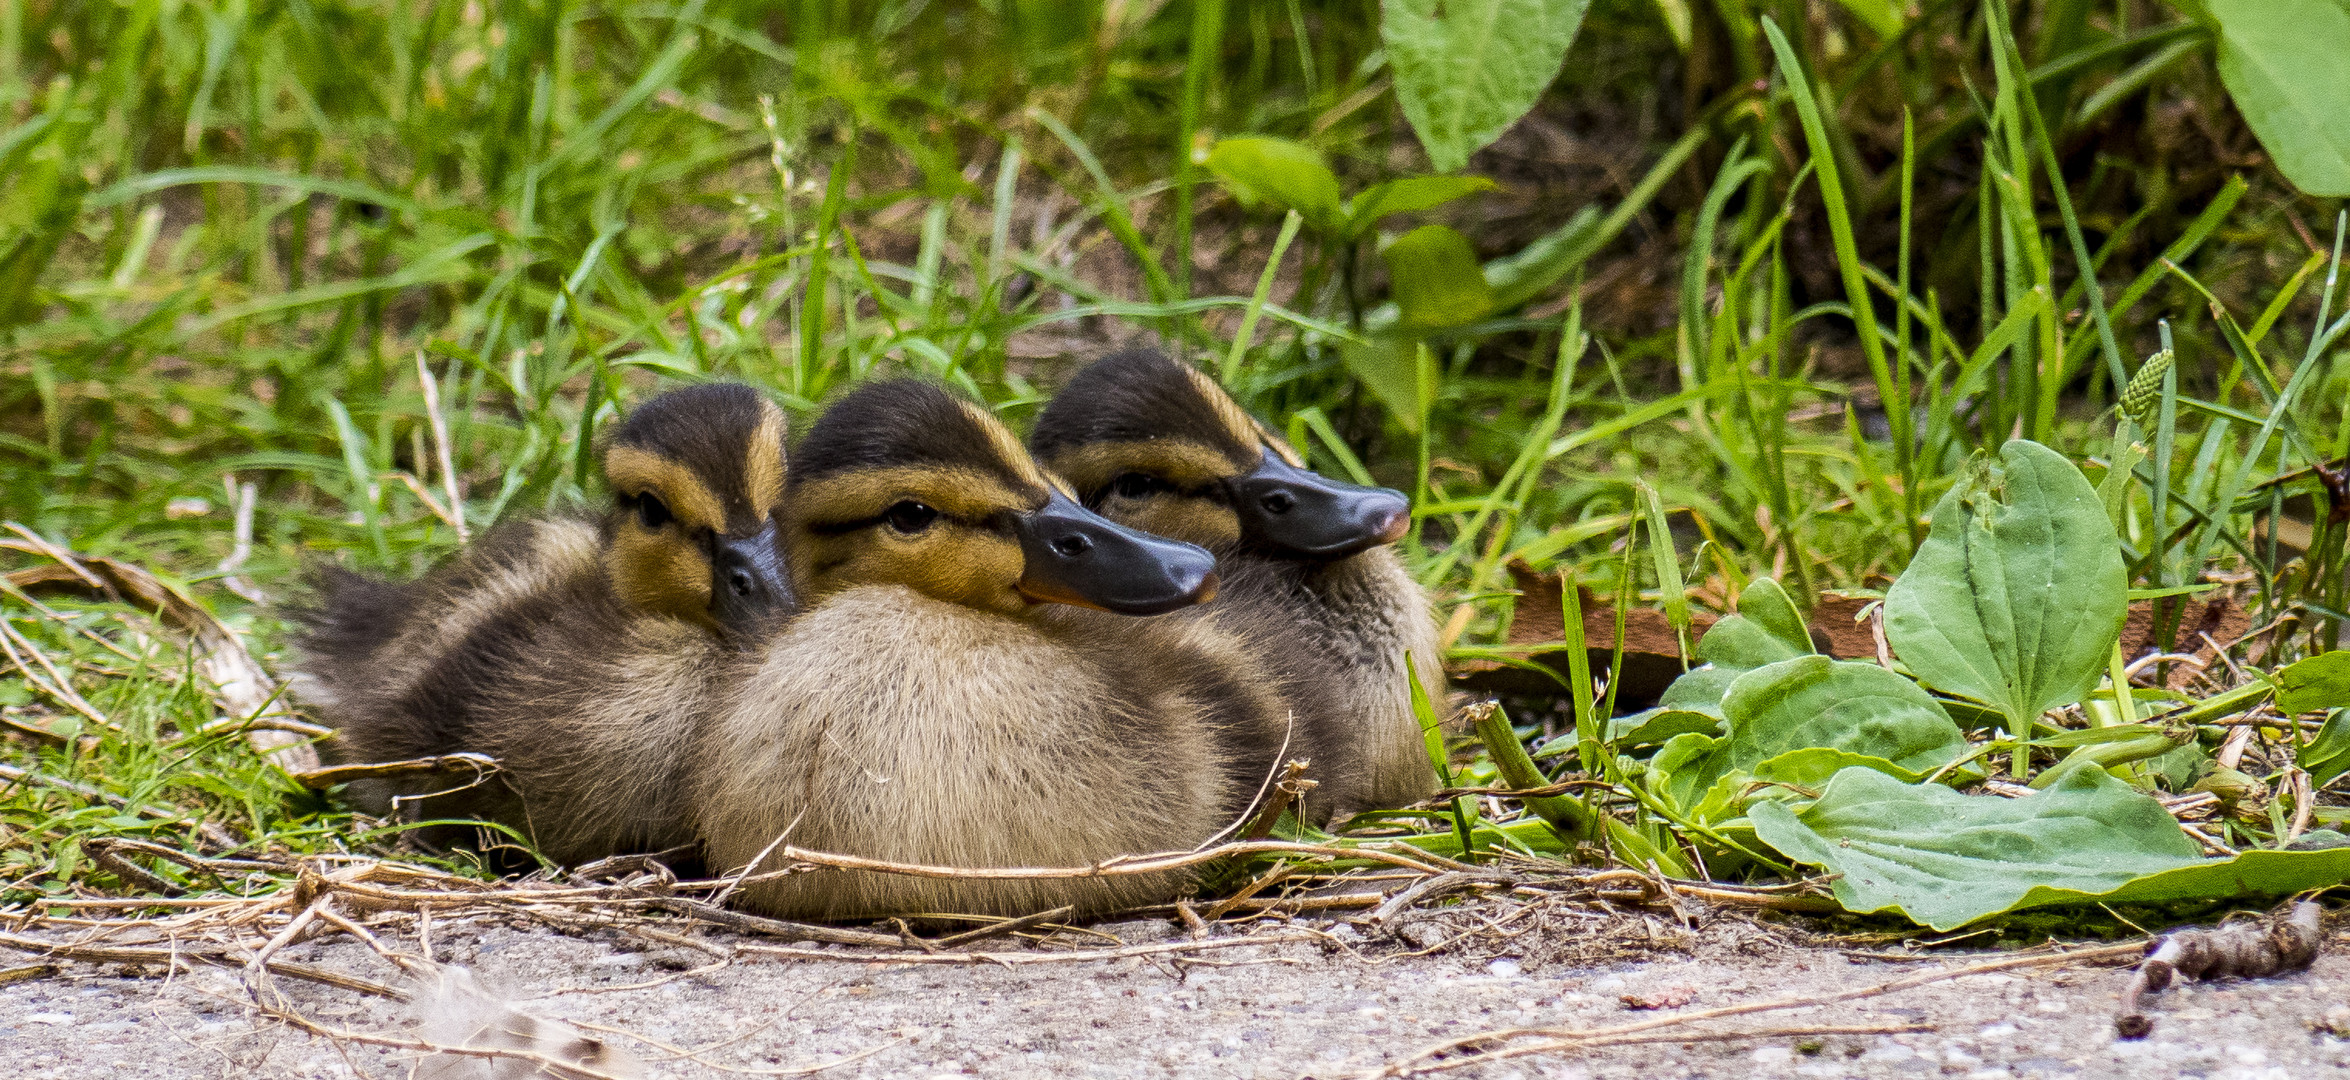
[6,905,2350,1080]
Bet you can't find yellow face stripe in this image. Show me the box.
[606,526,717,628]
[1042,439,1243,494]
[1254,419,1302,467]
[959,400,1060,496]
[1179,364,1272,461]
[744,399,789,521]
[795,525,1030,617]
[604,446,728,531]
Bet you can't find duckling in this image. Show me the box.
[1028,348,1442,822]
[289,382,794,865]
[692,379,1285,920]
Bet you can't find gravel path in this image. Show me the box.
[6,909,2349,1079]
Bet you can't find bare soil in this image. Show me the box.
[7,902,2350,1080]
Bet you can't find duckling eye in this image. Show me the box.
[884,501,938,535]
[1111,472,1168,499]
[635,494,672,530]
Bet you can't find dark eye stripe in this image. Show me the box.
[805,510,985,537]
[1093,473,1221,505]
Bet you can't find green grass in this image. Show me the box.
[3,0,2346,908]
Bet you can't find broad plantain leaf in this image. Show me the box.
[1382,225,1495,330]
[1754,766,2350,930]
[2205,0,2350,197]
[1720,656,1969,776]
[1608,708,1720,748]
[1345,175,1498,238]
[1380,0,1591,173]
[1752,747,1927,788]
[1646,655,1966,820]
[1885,440,2127,735]
[1629,577,1815,728]
[1752,766,2195,928]
[2276,651,2350,716]
[1647,730,1729,819]
[1205,136,1345,229]
[1696,748,1926,830]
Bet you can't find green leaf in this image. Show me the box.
[1754,766,2350,930]
[1645,577,1816,717]
[2300,710,2350,788]
[1719,656,1970,776]
[1646,655,1967,820]
[1607,708,1721,748]
[1647,730,1730,817]
[1344,175,1499,237]
[1752,747,1928,789]
[1381,225,1496,330]
[1828,0,1905,39]
[2276,652,2350,716]
[1754,766,2197,927]
[1647,0,1692,50]
[1697,578,1815,668]
[1340,336,1433,434]
[2205,0,2350,197]
[1204,137,1344,229]
[1884,440,2128,735]
[1380,0,1592,173]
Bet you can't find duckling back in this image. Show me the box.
[291,517,726,865]
[694,585,1234,918]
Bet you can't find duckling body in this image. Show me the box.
[692,380,1261,919]
[290,383,794,865]
[1031,349,1442,822]
[697,587,1247,917]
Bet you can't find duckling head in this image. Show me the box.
[787,379,1219,619]
[601,383,795,634]
[1030,349,1411,560]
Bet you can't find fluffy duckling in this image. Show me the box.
[693,379,1285,920]
[290,383,794,865]
[1029,348,1442,821]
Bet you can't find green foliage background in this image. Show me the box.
[1,0,2347,916]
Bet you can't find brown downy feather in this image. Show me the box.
[693,587,1246,918]
[411,966,647,1079]
[1204,548,1443,821]
[1030,348,1442,822]
[288,518,725,864]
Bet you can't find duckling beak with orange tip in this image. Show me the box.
[1015,490,1219,615]
[1229,453,1412,560]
